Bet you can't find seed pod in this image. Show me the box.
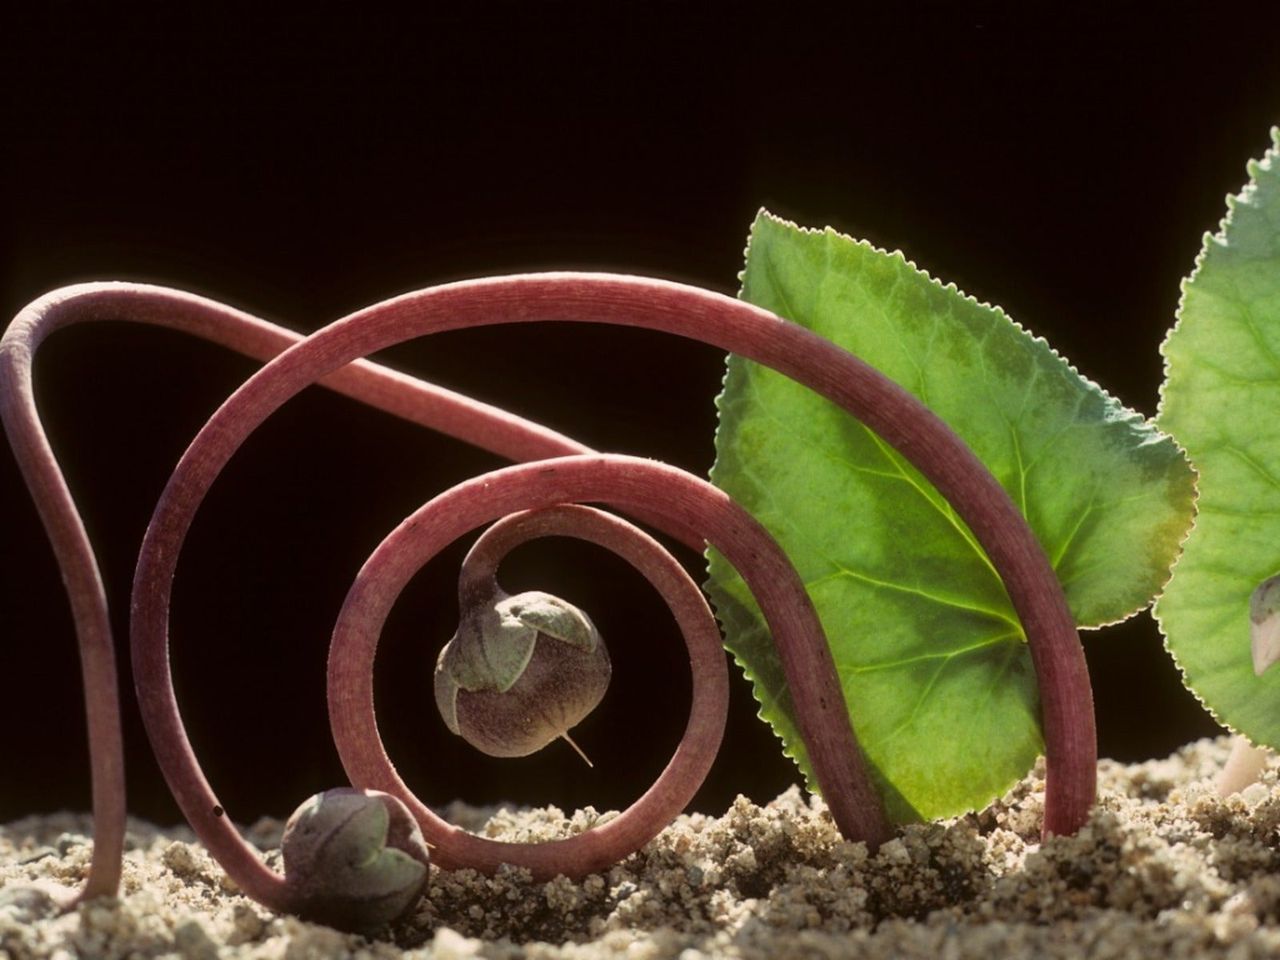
[281,788,430,931]
[434,589,610,757]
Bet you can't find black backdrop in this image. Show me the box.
[3,4,1278,826]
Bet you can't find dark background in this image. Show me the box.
[3,3,1278,826]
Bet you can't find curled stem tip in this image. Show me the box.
[330,497,735,876]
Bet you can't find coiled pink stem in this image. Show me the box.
[331,495,732,878]
[1,274,1095,913]
[0,282,590,905]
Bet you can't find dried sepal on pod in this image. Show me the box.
[434,588,610,759]
[281,788,430,931]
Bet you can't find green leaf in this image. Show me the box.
[1155,129,1280,747]
[708,211,1195,823]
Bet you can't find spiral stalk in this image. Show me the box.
[0,275,1095,926]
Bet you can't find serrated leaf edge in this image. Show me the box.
[717,207,1193,630]
[1156,127,1280,423]
[706,205,1195,815]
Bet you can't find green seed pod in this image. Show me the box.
[1250,574,1280,676]
[434,589,610,758]
[281,788,430,931]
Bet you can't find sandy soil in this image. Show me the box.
[4,737,1280,959]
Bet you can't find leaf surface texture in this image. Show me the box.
[709,211,1195,821]
[1157,129,1280,746]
